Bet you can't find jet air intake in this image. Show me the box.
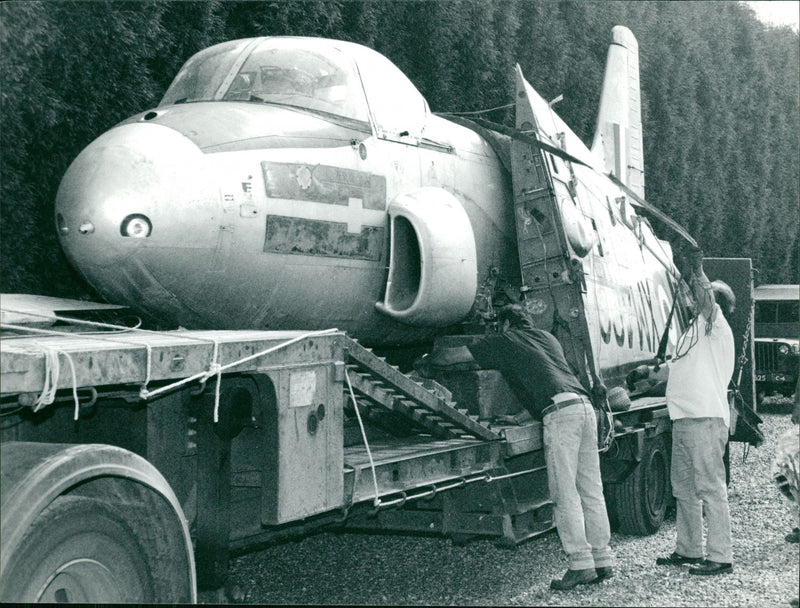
[376,187,477,326]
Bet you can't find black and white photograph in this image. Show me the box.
[1,1,798,605]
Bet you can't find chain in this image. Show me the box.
[731,297,755,457]
[737,298,754,369]
[732,297,754,392]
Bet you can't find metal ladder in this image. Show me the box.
[343,339,501,441]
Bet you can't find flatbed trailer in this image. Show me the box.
[1,315,684,603]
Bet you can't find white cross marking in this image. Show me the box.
[346,197,364,233]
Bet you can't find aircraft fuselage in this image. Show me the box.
[56,38,517,345]
[55,32,687,384]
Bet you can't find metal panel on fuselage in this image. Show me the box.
[419,115,519,287]
[113,140,389,333]
[567,164,681,384]
[200,135,416,341]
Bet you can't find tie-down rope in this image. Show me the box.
[29,344,80,420]
[341,360,547,511]
[344,366,381,507]
[2,314,337,424]
[139,328,338,422]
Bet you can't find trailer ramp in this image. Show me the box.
[344,339,501,441]
[341,340,553,546]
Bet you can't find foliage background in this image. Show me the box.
[1,0,798,299]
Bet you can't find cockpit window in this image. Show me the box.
[354,46,428,141]
[160,38,370,128]
[222,40,369,124]
[160,39,253,105]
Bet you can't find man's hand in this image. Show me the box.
[495,410,533,425]
[687,245,704,272]
[425,345,474,367]
[676,242,703,277]
[676,243,715,320]
[626,365,651,391]
[627,363,670,392]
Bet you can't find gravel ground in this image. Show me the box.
[225,411,799,607]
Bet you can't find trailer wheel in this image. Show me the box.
[1,494,155,602]
[1,443,195,603]
[611,434,670,535]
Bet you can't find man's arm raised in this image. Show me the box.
[685,247,716,322]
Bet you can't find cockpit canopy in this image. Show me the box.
[160,37,429,139]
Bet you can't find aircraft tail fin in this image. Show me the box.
[590,25,645,198]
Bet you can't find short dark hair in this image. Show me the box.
[499,304,533,330]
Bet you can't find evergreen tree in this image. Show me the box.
[1,0,168,295]
[0,0,797,296]
[149,1,227,95]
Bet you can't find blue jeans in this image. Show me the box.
[543,400,614,570]
[671,417,733,563]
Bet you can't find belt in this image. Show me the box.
[541,397,588,419]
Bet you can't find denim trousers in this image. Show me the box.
[671,417,733,563]
[543,400,614,570]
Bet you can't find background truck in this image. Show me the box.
[751,284,800,405]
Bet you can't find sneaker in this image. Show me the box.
[550,568,598,590]
[786,528,799,543]
[656,552,704,566]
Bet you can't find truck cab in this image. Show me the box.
[753,284,799,403]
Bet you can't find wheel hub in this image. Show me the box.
[37,558,127,603]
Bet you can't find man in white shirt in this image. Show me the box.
[655,247,736,575]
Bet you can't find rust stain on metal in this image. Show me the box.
[264,215,384,261]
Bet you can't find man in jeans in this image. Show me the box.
[424,304,614,590]
[654,248,736,575]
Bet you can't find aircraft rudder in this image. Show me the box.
[591,25,645,198]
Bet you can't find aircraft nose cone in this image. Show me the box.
[55,122,218,294]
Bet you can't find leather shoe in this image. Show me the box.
[550,568,598,590]
[656,552,704,566]
[589,566,613,583]
[689,560,733,575]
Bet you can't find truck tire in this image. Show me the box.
[0,494,154,602]
[0,442,195,603]
[611,433,670,535]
